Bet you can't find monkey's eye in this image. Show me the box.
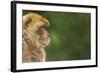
[36,29,42,35]
[37,24,48,35]
[40,24,48,29]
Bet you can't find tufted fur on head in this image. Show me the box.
[22,13,50,63]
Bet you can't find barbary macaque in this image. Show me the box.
[22,13,50,63]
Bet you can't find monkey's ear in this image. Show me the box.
[23,14,31,29]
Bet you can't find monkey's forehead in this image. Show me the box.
[24,12,50,31]
[28,13,49,25]
[28,13,48,21]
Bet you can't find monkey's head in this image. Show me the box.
[23,13,50,48]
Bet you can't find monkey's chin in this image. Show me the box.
[40,38,50,48]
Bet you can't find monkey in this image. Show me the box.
[22,12,50,63]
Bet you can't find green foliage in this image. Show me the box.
[23,10,91,61]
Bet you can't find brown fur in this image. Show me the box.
[22,13,50,63]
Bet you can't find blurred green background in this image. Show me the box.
[23,10,91,61]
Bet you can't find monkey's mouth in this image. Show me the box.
[42,37,49,41]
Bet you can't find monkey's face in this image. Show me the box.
[23,13,50,48]
[37,26,50,48]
